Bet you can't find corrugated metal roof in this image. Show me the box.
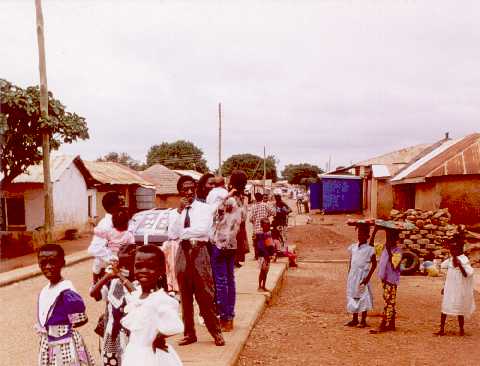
[84,161,155,187]
[356,144,432,167]
[139,164,180,195]
[391,133,480,183]
[5,155,77,184]
[173,169,203,181]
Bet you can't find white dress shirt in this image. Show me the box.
[168,200,215,242]
[206,187,229,206]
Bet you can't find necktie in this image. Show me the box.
[184,207,191,228]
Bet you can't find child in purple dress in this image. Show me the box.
[36,244,95,365]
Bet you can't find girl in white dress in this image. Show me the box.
[435,236,475,336]
[121,245,184,366]
[345,223,377,328]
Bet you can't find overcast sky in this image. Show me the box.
[1,0,479,172]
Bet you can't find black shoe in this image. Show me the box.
[345,320,359,327]
[178,336,197,346]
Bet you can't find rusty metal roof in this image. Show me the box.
[139,164,180,195]
[356,143,433,167]
[83,161,155,187]
[391,133,480,184]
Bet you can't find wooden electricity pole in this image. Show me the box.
[35,0,54,242]
[218,102,222,177]
[263,146,266,189]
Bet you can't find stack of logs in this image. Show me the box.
[389,208,458,260]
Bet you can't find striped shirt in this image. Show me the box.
[249,202,275,234]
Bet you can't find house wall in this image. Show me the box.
[155,194,181,209]
[53,163,91,235]
[25,188,44,230]
[377,179,394,219]
[414,175,480,225]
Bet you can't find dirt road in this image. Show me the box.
[238,218,480,366]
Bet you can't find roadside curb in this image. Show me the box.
[0,250,91,288]
[225,261,288,366]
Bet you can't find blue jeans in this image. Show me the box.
[210,245,236,321]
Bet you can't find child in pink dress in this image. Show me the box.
[94,207,135,261]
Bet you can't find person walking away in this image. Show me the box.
[257,218,275,291]
[168,176,225,346]
[345,223,377,328]
[370,226,402,334]
[88,191,122,284]
[435,233,475,336]
[250,192,276,260]
[121,245,184,366]
[36,244,95,366]
[211,170,247,332]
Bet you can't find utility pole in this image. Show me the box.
[263,146,266,189]
[35,0,54,242]
[218,102,222,177]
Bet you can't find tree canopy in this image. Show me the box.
[221,153,277,182]
[282,163,323,184]
[0,79,89,185]
[97,152,144,171]
[145,140,209,173]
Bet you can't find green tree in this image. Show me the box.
[282,163,323,184]
[221,153,277,182]
[0,79,89,185]
[97,152,144,171]
[146,140,208,173]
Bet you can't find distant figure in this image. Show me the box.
[296,191,304,214]
[36,244,95,365]
[435,235,475,336]
[250,192,275,260]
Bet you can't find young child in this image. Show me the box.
[88,191,122,283]
[345,223,377,328]
[90,244,137,366]
[206,176,229,206]
[121,245,184,366]
[257,218,275,291]
[36,244,95,366]
[435,234,475,336]
[370,227,402,333]
[94,207,135,260]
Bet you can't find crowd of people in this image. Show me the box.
[35,171,296,366]
[345,222,476,335]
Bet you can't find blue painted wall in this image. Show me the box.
[309,178,362,213]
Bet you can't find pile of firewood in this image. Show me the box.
[389,208,458,260]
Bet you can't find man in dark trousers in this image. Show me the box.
[168,175,225,346]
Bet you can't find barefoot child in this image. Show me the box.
[36,244,95,366]
[257,218,275,291]
[90,244,137,366]
[121,245,184,366]
[345,223,377,328]
[88,191,122,283]
[435,234,475,336]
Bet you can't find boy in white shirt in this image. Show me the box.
[206,177,229,206]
